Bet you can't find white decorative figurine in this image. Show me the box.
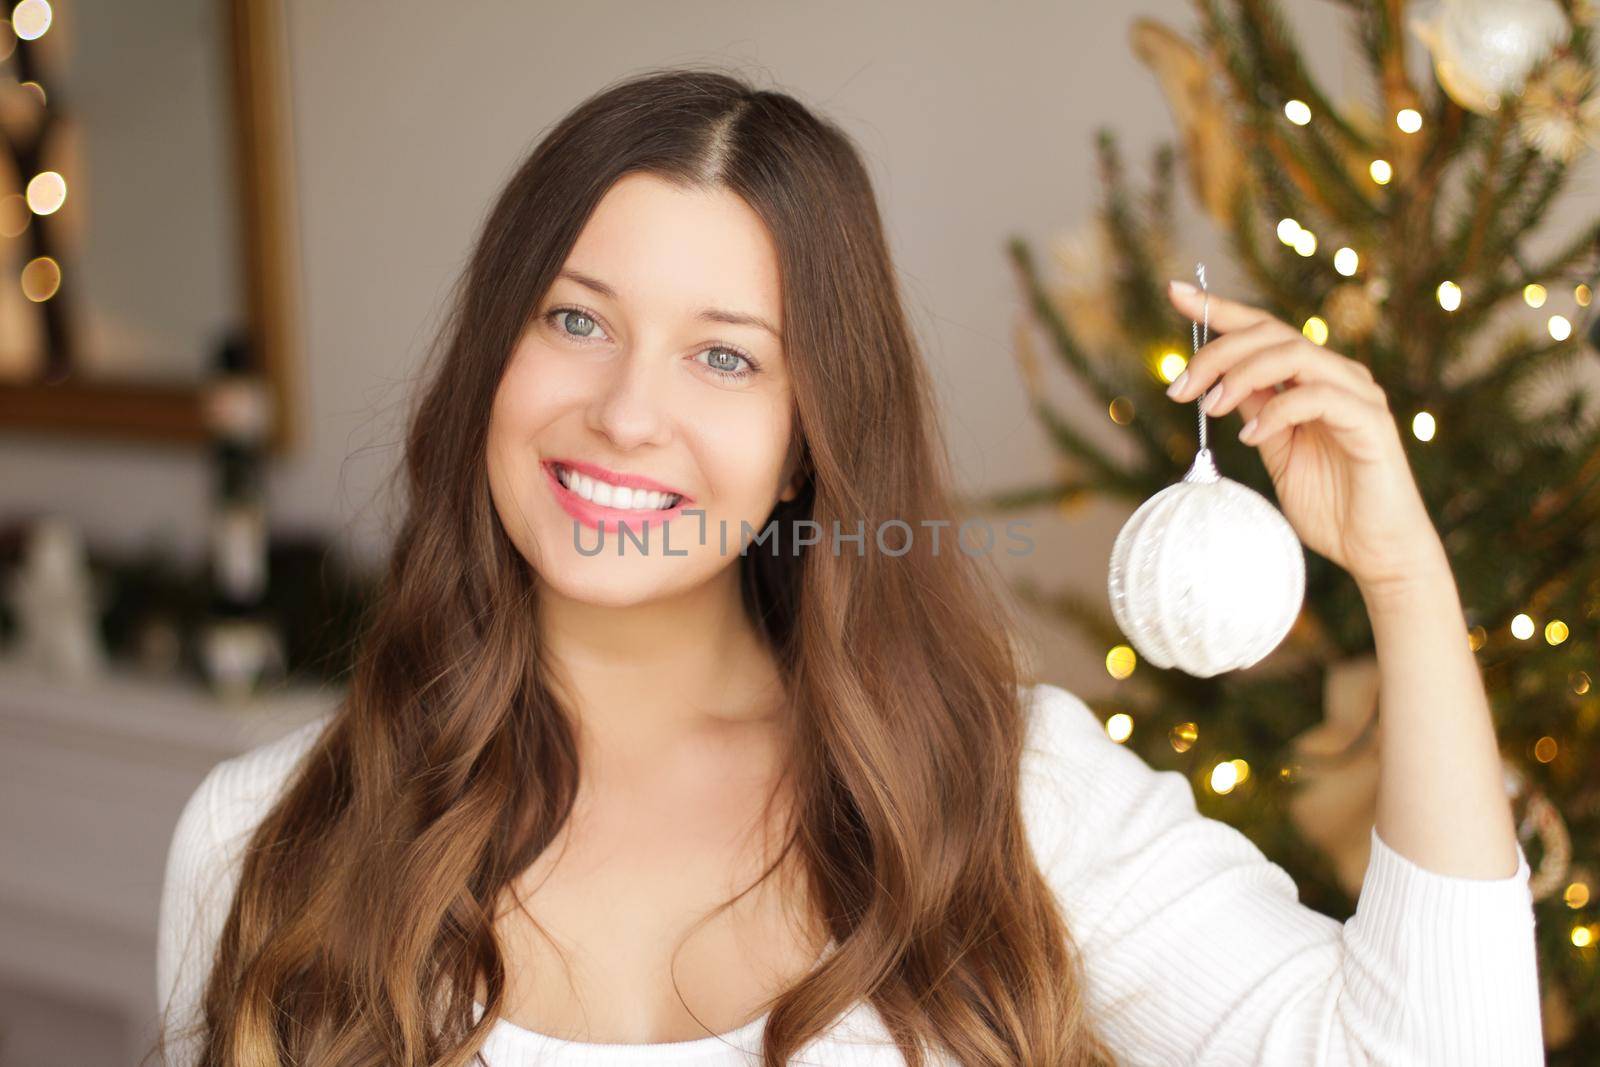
[1107,265,1305,677]
[6,515,107,682]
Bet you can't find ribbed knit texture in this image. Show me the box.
[156,682,1545,1065]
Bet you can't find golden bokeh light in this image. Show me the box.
[1105,712,1133,743]
[25,171,66,216]
[1106,644,1137,680]
[1157,352,1187,383]
[20,256,61,302]
[12,0,53,41]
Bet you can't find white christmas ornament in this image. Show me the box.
[1107,266,1305,677]
[1409,0,1570,115]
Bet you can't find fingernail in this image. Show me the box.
[1165,369,1189,397]
[1170,279,1198,296]
[1239,417,1259,442]
[1201,383,1224,414]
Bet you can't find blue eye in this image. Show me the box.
[544,305,762,382]
[550,308,605,340]
[699,346,758,381]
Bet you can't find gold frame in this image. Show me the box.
[0,0,303,452]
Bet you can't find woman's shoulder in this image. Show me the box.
[1013,680,1214,885]
[157,709,337,1031]
[1017,679,1112,784]
[179,711,336,856]
[161,708,336,918]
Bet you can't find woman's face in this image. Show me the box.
[487,172,799,605]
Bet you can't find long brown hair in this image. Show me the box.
[158,66,1116,1066]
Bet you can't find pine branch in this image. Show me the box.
[1233,0,1377,153]
[1006,238,1126,402]
[1012,578,1128,652]
[1026,396,1145,498]
[965,480,1095,512]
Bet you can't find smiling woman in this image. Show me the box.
[486,174,801,585]
[151,64,1542,1067]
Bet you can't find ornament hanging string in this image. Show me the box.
[1190,262,1212,453]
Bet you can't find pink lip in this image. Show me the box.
[542,460,693,534]
[547,457,691,500]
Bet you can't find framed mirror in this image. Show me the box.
[0,0,300,450]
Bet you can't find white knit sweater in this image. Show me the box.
[156,682,1545,1065]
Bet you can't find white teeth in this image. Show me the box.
[555,465,681,510]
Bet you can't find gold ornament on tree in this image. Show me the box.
[1517,56,1600,162]
[1323,283,1381,345]
[1129,18,1248,228]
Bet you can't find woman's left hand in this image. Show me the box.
[1163,280,1447,594]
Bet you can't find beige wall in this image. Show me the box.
[3,1,1595,695]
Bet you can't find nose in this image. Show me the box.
[586,343,671,451]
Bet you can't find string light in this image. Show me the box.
[1511,613,1535,640]
[0,194,27,239]
[1333,247,1359,276]
[1567,881,1592,909]
[1571,924,1595,948]
[1523,283,1547,308]
[1369,159,1393,185]
[1578,284,1592,307]
[1157,351,1188,383]
[1533,736,1558,763]
[1411,411,1436,441]
[1396,108,1423,133]
[1545,619,1569,645]
[1467,625,1487,651]
[1106,644,1137,680]
[1277,218,1302,245]
[12,0,53,41]
[1230,758,1250,783]
[24,171,66,216]
[1436,280,1462,311]
[1302,316,1329,345]
[1105,712,1133,743]
[1293,229,1317,256]
[1549,314,1572,341]
[1284,99,1312,125]
[1169,721,1198,753]
[20,256,60,302]
[1210,761,1240,794]
[1108,397,1135,425]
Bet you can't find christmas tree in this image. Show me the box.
[993,1,1600,1057]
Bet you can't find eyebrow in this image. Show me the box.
[557,269,781,339]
